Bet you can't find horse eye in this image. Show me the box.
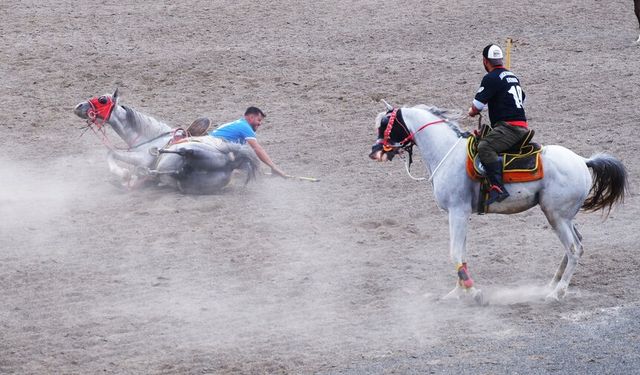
[98,96,108,104]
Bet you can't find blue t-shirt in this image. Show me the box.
[209,118,256,144]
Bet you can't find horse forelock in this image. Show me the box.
[374,111,385,132]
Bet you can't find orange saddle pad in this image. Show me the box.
[465,136,544,183]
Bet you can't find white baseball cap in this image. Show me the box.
[482,44,504,59]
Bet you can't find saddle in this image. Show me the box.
[186,117,211,136]
[466,127,544,183]
[167,117,212,146]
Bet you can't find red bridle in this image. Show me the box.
[82,95,120,150]
[86,95,116,129]
[382,108,447,150]
[81,95,165,151]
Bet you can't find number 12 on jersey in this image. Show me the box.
[508,85,524,108]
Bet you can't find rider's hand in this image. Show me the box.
[468,106,478,117]
[271,167,287,178]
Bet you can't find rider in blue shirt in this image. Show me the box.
[210,117,257,144]
[210,107,286,177]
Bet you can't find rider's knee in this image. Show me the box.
[477,141,498,162]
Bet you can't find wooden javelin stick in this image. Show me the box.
[264,172,320,182]
[505,38,513,69]
[285,174,320,182]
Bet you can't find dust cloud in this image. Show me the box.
[487,284,551,305]
[127,177,521,364]
[0,156,105,255]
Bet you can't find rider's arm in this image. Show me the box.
[468,101,483,117]
[469,75,495,117]
[246,139,287,177]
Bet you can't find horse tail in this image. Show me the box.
[582,153,628,213]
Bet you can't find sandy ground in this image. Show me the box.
[1,0,640,373]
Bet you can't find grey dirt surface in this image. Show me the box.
[1,0,639,374]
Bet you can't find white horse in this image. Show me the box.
[74,89,259,194]
[369,104,627,303]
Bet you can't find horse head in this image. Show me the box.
[74,88,119,127]
[369,101,412,162]
[73,89,171,148]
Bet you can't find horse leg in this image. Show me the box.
[107,151,132,181]
[548,254,568,290]
[549,223,583,289]
[545,218,584,301]
[442,208,484,304]
[107,150,154,184]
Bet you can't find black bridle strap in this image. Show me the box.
[384,108,447,149]
[382,109,412,149]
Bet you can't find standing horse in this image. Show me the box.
[74,89,259,194]
[369,104,627,303]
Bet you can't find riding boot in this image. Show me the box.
[484,161,510,205]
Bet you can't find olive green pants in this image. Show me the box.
[477,121,529,165]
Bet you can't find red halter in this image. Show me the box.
[382,108,447,150]
[82,95,120,150]
[86,95,116,129]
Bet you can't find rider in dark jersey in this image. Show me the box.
[468,44,530,205]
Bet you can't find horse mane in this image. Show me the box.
[411,104,469,138]
[121,105,172,136]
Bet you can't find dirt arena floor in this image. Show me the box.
[2,0,639,373]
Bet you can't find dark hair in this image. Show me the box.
[486,58,503,66]
[244,106,266,117]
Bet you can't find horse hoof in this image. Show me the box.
[470,288,488,306]
[546,283,568,302]
[545,289,566,302]
[545,293,560,303]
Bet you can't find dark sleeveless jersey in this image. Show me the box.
[474,67,527,125]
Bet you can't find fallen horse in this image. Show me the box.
[74,89,259,194]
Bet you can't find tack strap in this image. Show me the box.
[382,108,447,149]
[399,119,447,146]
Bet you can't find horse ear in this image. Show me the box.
[381,99,393,111]
[113,88,119,103]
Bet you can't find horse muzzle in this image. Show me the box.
[369,143,397,162]
[74,102,90,119]
[369,150,391,162]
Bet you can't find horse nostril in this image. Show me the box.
[74,103,87,117]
